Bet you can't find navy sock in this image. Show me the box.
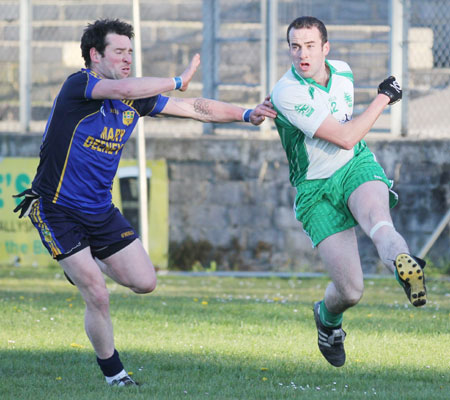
[96,349,124,377]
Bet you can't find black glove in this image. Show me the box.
[378,76,402,105]
[13,189,40,218]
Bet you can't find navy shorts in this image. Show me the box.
[29,198,138,260]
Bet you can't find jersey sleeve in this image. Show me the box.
[56,70,102,111]
[84,71,101,99]
[272,82,329,138]
[148,95,169,116]
[130,94,169,117]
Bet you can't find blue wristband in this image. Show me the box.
[173,76,183,90]
[242,109,252,122]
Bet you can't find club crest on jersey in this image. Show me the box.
[295,103,314,117]
[122,110,135,126]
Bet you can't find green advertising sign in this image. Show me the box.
[0,158,168,269]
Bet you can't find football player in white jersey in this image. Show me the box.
[270,16,426,367]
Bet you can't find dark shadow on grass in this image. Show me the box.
[1,348,449,400]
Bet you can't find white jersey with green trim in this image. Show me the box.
[271,59,364,186]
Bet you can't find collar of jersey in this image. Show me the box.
[82,68,103,79]
[291,59,335,93]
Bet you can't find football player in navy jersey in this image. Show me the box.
[13,18,276,387]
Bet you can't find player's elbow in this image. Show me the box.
[339,138,356,151]
[338,127,359,150]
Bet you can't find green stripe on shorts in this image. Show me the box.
[294,147,398,247]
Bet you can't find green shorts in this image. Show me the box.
[294,147,398,247]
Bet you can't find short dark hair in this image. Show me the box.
[80,19,134,67]
[286,16,328,45]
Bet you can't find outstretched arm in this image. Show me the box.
[91,54,201,100]
[315,76,402,149]
[315,94,389,150]
[159,95,277,125]
[250,95,277,125]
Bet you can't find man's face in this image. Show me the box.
[288,26,329,82]
[91,33,133,79]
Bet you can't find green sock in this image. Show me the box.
[319,300,343,328]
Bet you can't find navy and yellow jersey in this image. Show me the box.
[32,69,169,214]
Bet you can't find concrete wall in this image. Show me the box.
[1,133,449,273]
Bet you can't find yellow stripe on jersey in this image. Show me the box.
[121,99,143,117]
[30,200,62,258]
[122,99,134,107]
[52,111,99,203]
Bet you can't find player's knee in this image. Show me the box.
[342,286,364,307]
[85,285,110,311]
[131,275,157,294]
[338,279,364,307]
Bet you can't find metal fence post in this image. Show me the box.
[202,0,219,135]
[19,0,32,133]
[261,0,278,100]
[260,0,278,133]
[401,0,410,136]
[133,0,149,252]
[389,0,408,136]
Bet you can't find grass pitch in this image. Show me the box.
[1,265,449,399]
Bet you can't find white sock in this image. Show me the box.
[105,369,128,385]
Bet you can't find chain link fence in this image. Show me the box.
[0,0,449,137]
[408,0,450,136]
